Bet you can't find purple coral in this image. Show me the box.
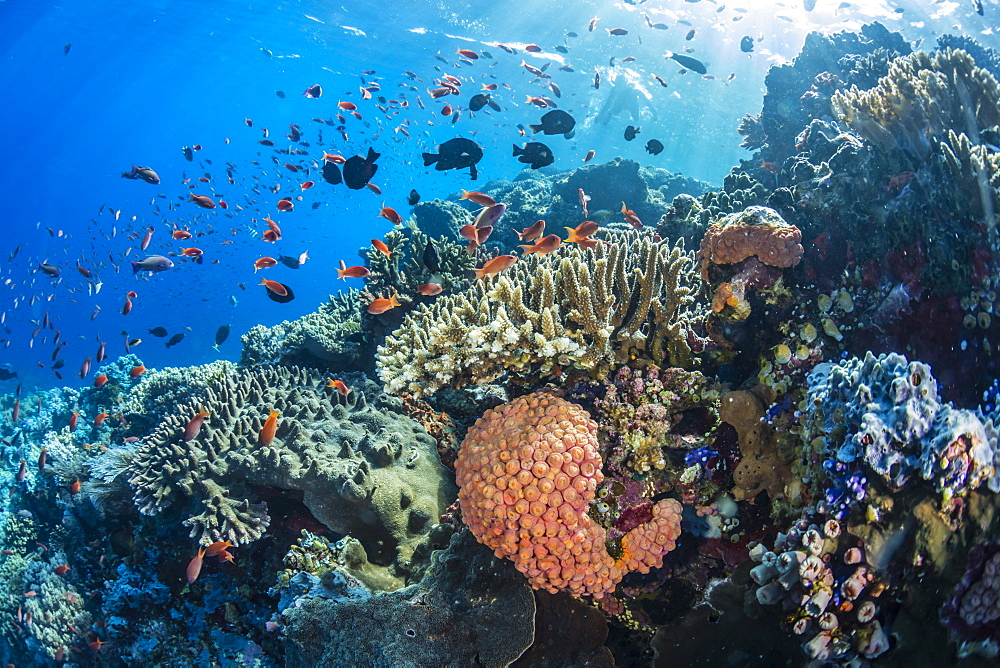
[942,543,1000,647]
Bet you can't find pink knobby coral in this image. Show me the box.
[697,205,804,280]
[456,392,682,598]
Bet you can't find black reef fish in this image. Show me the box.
[408,189,421,206]
[214,324,231,349]
[181,146,194,162]
[645,139,664,155]
[528,110,576,138]
[147,327,168,338]
[624,125,641,141]
[322,161,343,185]
[423,137,484,180]
[266,283,295,303]
[165,333,185,348]
[343,148,380,190]
[665,51,707,75]
[469,93,490,112]
[423,240,441,273]
[513,142,554,169]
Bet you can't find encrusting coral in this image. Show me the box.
[127,365,455,576]
[377,230,708,396]
[240,291,367,369]
[455,392,682,598]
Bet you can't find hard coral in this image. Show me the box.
[697,206,804,281]
[455,392,682,598]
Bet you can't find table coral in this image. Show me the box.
[455,392,682,598]
[127,365,455,578]
[377,230,708,396]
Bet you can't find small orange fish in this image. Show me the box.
[460,190,496,206]
[180,248,203,258]
[371,239,391,257]
[620,202,643,229]
[761,159,780,174]
[129,365,146,378]
[367,294,401,315]
[378,206,403,225]
[300,181,315,190]
[89,638,106,654]
[459,224,478,243]
[259,278,289,297]
[482,83,498,91]
[183,406,209,441]
[337,261,371,280]
[172,230,193,240]
[416,282,443,296]
[327,378,350,395]
[474,254,517,279]
[516,220,545,242]
[70,479,81,494]
[578,237,599,251]
[69,411,79,431]
[276,198,294,212]
[94,374,108,388]
[456,48,479,59]
[263,229,280,242]
[94,412,109,428]
[186,547,207,583]
[323,152,347,164]
[189,194,216,209]
[366,182,382,195]
[122,297,133,316]
[204,540,232,557]
[519,233,561,256]
[583,150,596,162]
[254,257,278,272]
[338,100,358,111]
[54,564,71,576]
[565,220,599,243]
[260,408,279,446]
[441,104,453,116]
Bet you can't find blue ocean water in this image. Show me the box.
[0,0,870,388]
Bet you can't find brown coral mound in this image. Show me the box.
[456,392,682,598]
[719,385,792,501]
[697,206,803,280]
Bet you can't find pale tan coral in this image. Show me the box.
[377,231,707,396]
[831,48,1000,160]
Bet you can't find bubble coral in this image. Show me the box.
[455,392,682,598]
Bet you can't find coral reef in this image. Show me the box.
[127,365,455,577]
[377,230,708,396]
[941,542,1000,657]
[240,292,367,370]
[455,392,682,598]
[280,530,536,667]
[720,386,795,503]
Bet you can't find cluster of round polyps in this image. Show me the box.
[456,392,682,598]
[942,543,1000,650]
[748,514,889,662]
[696,205,804,280]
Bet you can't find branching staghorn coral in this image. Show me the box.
[831,48,1000,160]
[377,231,708,396]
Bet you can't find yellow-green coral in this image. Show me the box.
[376,231,708,396]
[831,48,1000,159]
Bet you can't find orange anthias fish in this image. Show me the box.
[519,234,562,256]
[180,248,203,258]
[371,239,391,257]
[516,220,545,242]
[460,190,496,206]
[300,181,314,190]
[189,194,216,209]
[337,261,371,280]
[94,374,108,388]
[378,206,404,225]
[129,365,146,378]
[367,294,401,315]
[94,412,109,428]
[259,408,279,446]
[254,257,278,272]
[172,230,193,240]
[276,198,294,212]
[264,216,282,240]
[416,282,443,296]
[183,406,209,441]
[565,220,600,244]
[474,254,517,279]
[621,202,643,229]
[323,152,347,164]
[186,547,207,583]
[259,278,289,297]
[327,378,350,395]
[54,564,71,576]
[204,540,232,557]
